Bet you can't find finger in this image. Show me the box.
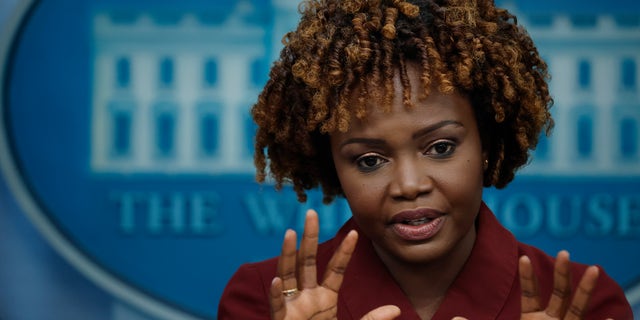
[564,266,599,320]
[546,250,572,318]
[269,277,286,320]
[321,230,358,293]
[297,209,319,289]
[451,318,469,320]
[277,229,298,292]
[360,305,401,320]
[519,255,542,312]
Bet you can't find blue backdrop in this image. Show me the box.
[0,0,639,319]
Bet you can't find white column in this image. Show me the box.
[133,52,155,169]
[176,54,200,170]
[91,53,113,171]
[219,55,250,170]
[592,55,617,172]
[548,54,576,172]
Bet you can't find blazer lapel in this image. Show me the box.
[337,220,422,320]
[432,203,519,319]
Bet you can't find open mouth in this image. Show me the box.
[391,213,445,241]
[402,217,433,226]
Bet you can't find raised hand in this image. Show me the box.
[269,209,400,320]
[518,250,605,320]
[454,251,605,320]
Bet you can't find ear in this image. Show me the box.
[482,150,489,171]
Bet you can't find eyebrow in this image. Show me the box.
[339,120,464,148]
[339,137,386,149]
[411,120,463,140]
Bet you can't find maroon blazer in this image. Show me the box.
[218,203,633,319]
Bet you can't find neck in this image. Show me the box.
[374,225,477,320]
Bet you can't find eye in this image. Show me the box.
[356,154,387,172]
[426,141,456,157]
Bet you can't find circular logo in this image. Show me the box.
[1,1,639,318]
[1,0,351,318]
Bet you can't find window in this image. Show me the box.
[153,102,177,157]
[534,132,550,161]
[156,113,175,156]
[113,112,131,156]
[578,60,591,90]
[244,111,257,156]
[108,100,135,158]
[620,118,638,158]
[577,115,593,158]
[621,58,637,90]
[116,57,130,88]
[250,59,266,87]
[159,57,174,87]
[200,115,218,155]
[204,59,218,87]
[197,102,221,157]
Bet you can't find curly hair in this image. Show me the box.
[252,0,554,203]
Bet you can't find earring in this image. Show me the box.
[483,159,489,170]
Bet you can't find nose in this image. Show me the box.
[388,157,433,200]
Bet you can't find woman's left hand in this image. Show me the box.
[454,250,609,320]
[517,250,608,320]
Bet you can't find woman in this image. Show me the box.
[218,0,633,318]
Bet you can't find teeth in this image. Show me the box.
[403,218,431,226]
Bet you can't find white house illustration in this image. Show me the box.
[90,1,640,176]
[514,8,640,176]
[90,1,300,174]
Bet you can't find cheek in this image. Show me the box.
[342,179,382,206]
[339,174,387,219]
[436,158,484,203]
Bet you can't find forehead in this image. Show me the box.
[341,62,474,132]
[348,91,473,133]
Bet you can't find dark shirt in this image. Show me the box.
[218,202,633,319]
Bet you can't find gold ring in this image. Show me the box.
[282,288,298,297]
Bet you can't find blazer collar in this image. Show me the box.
[433,202,519,319]
[337,202,518,319]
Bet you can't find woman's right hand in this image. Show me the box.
[269,209,401,320]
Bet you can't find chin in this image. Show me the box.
[388,240,452,265]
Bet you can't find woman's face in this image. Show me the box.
[330,64,486,265]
